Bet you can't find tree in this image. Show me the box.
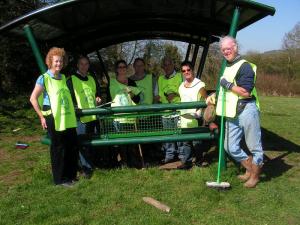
[201,43,222,89]
[163,44,182,71]
[0,0,47,95]
[282,22,300,50]
[143,40,164,76]
[282,22,300,80]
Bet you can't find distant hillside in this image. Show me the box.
[263,49,284,55]
[242,48,300,96]
[263,48,300,55]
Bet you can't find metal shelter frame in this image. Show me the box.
[0,0,275,169]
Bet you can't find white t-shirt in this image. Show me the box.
[178,78,205,128]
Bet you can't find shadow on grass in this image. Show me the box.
[260,127,299,182]
[205,127,299,182]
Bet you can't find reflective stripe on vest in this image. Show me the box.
[158,72,182,103]
[134,74,153,104]
[44,73,77,131]
[216,60,260,118]
[179,78,205,128]
[71,74,97,123]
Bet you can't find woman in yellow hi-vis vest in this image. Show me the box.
[217,36,263,188]
[110,60,142,168]
[30,47,78,187]
[178,61,208,169]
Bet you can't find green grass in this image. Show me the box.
[0,96,299,225]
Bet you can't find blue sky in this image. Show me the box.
[238,0,300,54]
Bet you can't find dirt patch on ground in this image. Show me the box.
[1,135,41,143]
[0,169,28,186]
[0,147,10,161]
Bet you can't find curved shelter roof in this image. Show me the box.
[0,0,275,54]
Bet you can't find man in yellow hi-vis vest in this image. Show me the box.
[67,56,102,178]
[129,58,154,105]
[216,36,263,188]
[154,57,183,164]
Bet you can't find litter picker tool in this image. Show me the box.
[96,101,114,108]
[134,120,145,168]
[206,87,230,189]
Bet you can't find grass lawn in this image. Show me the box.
[0,96,299,225]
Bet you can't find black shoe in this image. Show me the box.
[82,167,93,179]
[177,163,193,170]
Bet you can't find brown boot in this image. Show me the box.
[238,156,253,182]
[244,164,262,188]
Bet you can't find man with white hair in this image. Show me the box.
[216,36,263,188]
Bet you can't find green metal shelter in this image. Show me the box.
[0,0,275,169]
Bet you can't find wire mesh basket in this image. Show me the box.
[99,111,181,139]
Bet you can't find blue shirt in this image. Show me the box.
[36,70,62,106]
[235,63,255,93]
[227,56,255,93]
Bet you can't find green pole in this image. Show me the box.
[23,25,46,110]
[217,7,240,176]
[23,25,47,73]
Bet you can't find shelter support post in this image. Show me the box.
[96,50,109,81]
[96,50,111,101]
[185,43,192,61]
[196,36,211,79]
[23,25,46,73]
[191,44,199,68]
[217,7,240,171]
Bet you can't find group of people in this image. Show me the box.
[30,36,264,188]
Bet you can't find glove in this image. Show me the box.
[123,87,132,93]
[220,78,233,90]
[206,92,216,105]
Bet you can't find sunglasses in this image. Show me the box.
[181,68,191,73]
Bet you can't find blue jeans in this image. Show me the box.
[77,121,92,169]
[177,141,194,164]
[224,101,263,166]
[161,115,179,160]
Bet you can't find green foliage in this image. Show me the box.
[143,40,165,76]
[245,50,300,79]
[201,43,222,89]
[0,0,47,95]
[245,22,300,81]
[163,44,182,70]
[98,40,183,77]
[0,95,40,135]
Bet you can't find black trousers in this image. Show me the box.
[46,115,79,184]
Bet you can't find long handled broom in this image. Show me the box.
[206,87,230,189]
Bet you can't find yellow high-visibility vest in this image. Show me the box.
[216,60,259,118]
[157,72,182,103]
[110,77,141,124]
[71,74,97,123]
[134,74,153,104]
[44,73,77,131]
